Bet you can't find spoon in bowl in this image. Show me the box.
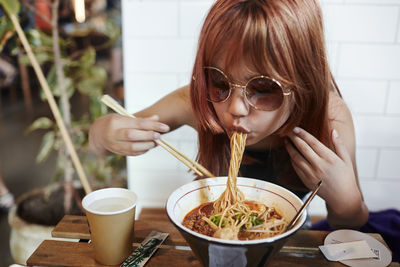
[286,180,322,231]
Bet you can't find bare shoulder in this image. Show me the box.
[174,85,197,128]
[135,85,196,130]
[328,91,356,159]
[328,91,354,130]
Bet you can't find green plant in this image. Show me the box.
[0,0,125,213]
[24,44,125,186]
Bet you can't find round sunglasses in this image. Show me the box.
[204,66,291,111]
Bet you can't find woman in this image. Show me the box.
[89,0,368,229]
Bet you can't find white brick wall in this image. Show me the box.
[122,0,400,216]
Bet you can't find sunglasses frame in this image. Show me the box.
[204,66,291,111]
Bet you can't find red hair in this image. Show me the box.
[190,0,340,176]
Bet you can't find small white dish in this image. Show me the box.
[324,229,392,267]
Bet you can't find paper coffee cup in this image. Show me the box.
[82,188,137,265]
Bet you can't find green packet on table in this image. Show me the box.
[121,230,169,267]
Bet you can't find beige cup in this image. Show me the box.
[82,188,137,265]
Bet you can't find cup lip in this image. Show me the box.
[166,177,306,246]
[82,187,137,215]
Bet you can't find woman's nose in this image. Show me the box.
[227,86,250,117]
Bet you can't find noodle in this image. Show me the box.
[213,131,247,214]
[197,131,288,240]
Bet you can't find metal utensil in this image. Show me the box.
[286,180,322,231]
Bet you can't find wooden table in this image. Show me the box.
[27,210,397,267]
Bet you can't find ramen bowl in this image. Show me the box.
[166,177,306,267]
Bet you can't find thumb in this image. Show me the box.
[332,129,351,163]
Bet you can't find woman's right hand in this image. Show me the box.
[89,114,170,156]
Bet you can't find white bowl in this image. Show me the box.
[166,177,306,266]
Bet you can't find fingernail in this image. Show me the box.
[332,129,339,139]
[293,127,301,134]
[160,124,170,132]
[154,132,161,139]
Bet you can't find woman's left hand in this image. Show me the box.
[285,127,361,207]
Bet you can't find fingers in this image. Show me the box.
[114,116,169,147]
[117,128,161,142]
[285,127,336,188]
[287,128,321,168]
[290,127,326,157]
[99,114,171,156]
[108,114,169,141]
[285,139,323,189]
[331,129,351,163]
[108,140,157,156]
[124,115,170,134]
[288,127,338,165]
[285,139,316,178]
[285,126,354,185]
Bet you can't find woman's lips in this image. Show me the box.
[226,126,250,137]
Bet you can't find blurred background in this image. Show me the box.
[1,0,400,266]
[0,0,123,265]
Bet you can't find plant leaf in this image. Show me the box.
[52,77,74,98]
[76,66,106,96]
[52,153,67,182]
[36,131,55,163]
[46,65,57,90]
[89,96,107,119]
[0,0,21,15]
[19,51,53,66]
[26,29,53,48]
[25,117,54,134]
[80,47,96,69]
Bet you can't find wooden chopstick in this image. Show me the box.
[100,95,215,178]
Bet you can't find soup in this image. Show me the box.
[182,200,286,240]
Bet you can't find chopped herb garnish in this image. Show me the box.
[210,215,228,227]
[250,216,264,226]
[210,215,221,226]
[235,213,243,221]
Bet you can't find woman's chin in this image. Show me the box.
[244,134,259,146]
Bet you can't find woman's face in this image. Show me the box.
[210,63,293,149]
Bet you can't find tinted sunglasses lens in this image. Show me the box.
[205,68,230,102]
[246,77,284,111]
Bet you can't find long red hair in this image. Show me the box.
[190,0,339,176]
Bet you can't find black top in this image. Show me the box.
[239,147,309,200]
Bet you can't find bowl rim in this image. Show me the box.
[166,177,306,246]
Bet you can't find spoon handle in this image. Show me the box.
[286,180,322,230]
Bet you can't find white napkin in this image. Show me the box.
[319,240,378,261]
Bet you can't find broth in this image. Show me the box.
[182,201,284,240]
